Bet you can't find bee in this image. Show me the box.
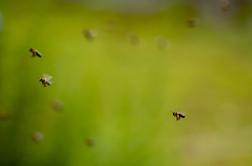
[39,74,53,87]
[83,29,96,41]
[127,32,140,46]
[187,17,198,28]
[85,138,95,147]
[220,0,230,12]
[29,48,42,58]
[172,112,186,120]
[51,99,64,112]
[156,36,169,50]
[0,111,10,121]
[32,131,44,143]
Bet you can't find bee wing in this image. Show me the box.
[43,74,52,79]
[47,75,53,85]
[35,51,42,57]
[48,80,52,85]
[177,112,185,118]
[48,75,53,80]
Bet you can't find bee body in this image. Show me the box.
[172,112,186,120]
[29,48,42,58]
[39,74,52,87]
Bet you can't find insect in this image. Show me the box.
[220,0,230,12]
[127,32,140,45]
[172,112,186,120]
[32,131,44,143]
[85,138,95,147]
[187,17,198,28]
[39,74,53,87]
[83,29,96,41]
[29,48,42,58]
[156,36,169,50]
[0,111,10,121]
[51,99,64,112]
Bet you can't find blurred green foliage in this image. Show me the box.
[0,1,252,166]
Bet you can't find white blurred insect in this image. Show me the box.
[32,132,44,143]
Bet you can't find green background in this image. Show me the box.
[0,0,252,166]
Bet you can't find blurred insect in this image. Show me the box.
[156,36,169,50]
[220,0,230,12]
[0,13,3,32]
[51,99,64,112]
[32,132,44,143]
[172,112,186,120]
[127,32,140,46]
[39,74,52,87]
[105,19,116,32]
[0,111,10,121]
[29,48,42,58]
[83,29,96,41]
[187,18,198,28]
[85,138,95,147]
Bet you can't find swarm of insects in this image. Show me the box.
[173,112,186,120]
[29,48,42,58]
[83,29,96,41]
[39,74,53,87]
[32,131,44,143]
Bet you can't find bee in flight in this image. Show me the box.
[83,29,96,41]
[220,0,230,12]
[85,138,95,147]
[29,48,42,58]
[172,112,186,120]
[187,17,198,28]
[39,74,52,87]
[32,131,44,143]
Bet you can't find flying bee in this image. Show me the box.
[0,111,10,121]
[127,32,140,46]
[39,74,52,87]
[85,138,95,147]
[32,131,44,143]
[172,112,186,120]
[156,36,169,50]
[220,0,230,12]
[29,48,42,58]
[51,99,64,112]
[83,29,96,41]
[186,17,198,28]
